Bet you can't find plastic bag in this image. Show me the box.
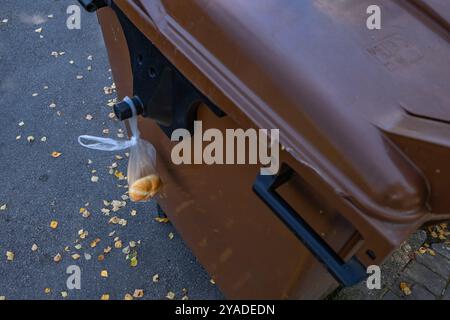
[78,96,162,202]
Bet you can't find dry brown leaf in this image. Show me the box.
[53,253,62,263]
[133,289,144,298]
[400,282,412,296]
[51,151,62,158]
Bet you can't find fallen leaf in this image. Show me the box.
[31,244,38,252]
[51,151,62,158]
[210,279,216,285]
[85,114,93,121]
[100,270,108,278]
[34,27,43,33]
[84,253,92,260]
[400,282,412,296]
[152,274,159,283]
[71,254,81,260]
[27,136,35,143]
[100,294,110,300]
[166,291,175,300]
[0,204,6,211]
[6,251,14,261]
[44,288,51,294]
[91,176,99,183]
[53,253,62,263]
[130,256,138,267]
[18,121,24,127]
[76,75,84,80]
[61,291,68,298]
[104,246,112,254]
[48,14,54,19]
[50,220,58,229]
[0,296,5,300]
[133,289,144,298]
[15,135,21,140]
[124,294,133,300]
[49,103,56,108]
[114,240,122,249]
[90,238,101,248]
[40,136,47,142]
[130,210,137,216]
[168,232,174,240]
[98,255,105,261]
[155,217,169,223]
[78,229,88,239]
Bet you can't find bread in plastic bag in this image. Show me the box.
[78,96,162,202]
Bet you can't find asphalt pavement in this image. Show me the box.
[0,0,223,300]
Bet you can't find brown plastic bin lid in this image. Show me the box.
[116,0,450,225]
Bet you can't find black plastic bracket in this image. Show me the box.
[112,3,225,137]
[253,164,367,287]
[78,0,109,12]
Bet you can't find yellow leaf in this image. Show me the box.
[51,151,62,158]
[114,240,122,249]
[71,254,81,260]
[166,291,175,300]
[124,294,133,300]
[61,291,68,298]
[100,294,110,300]
[50,220,58,229]
[44,288,51,294]
[400,282,412,296]
[154,217,169,223]
[130,256,138,267]
[6,251,14,261]
[100,270,108,278]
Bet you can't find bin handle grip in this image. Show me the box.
[252,166,367,287]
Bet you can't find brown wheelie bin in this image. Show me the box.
[79,0,450,299]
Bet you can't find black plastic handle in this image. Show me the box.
[252,166,367,287]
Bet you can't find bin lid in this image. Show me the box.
[132,0,450,220]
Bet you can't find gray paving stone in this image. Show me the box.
[415,251,450,280]
[443,286,450,300]
[403,262,447,296]
[382,290,400,300]
[432,243,450,260]
[407,284,436,300]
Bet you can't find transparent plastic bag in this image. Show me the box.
[78,96,162,202]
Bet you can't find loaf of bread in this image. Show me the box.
[129,174,162,202]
